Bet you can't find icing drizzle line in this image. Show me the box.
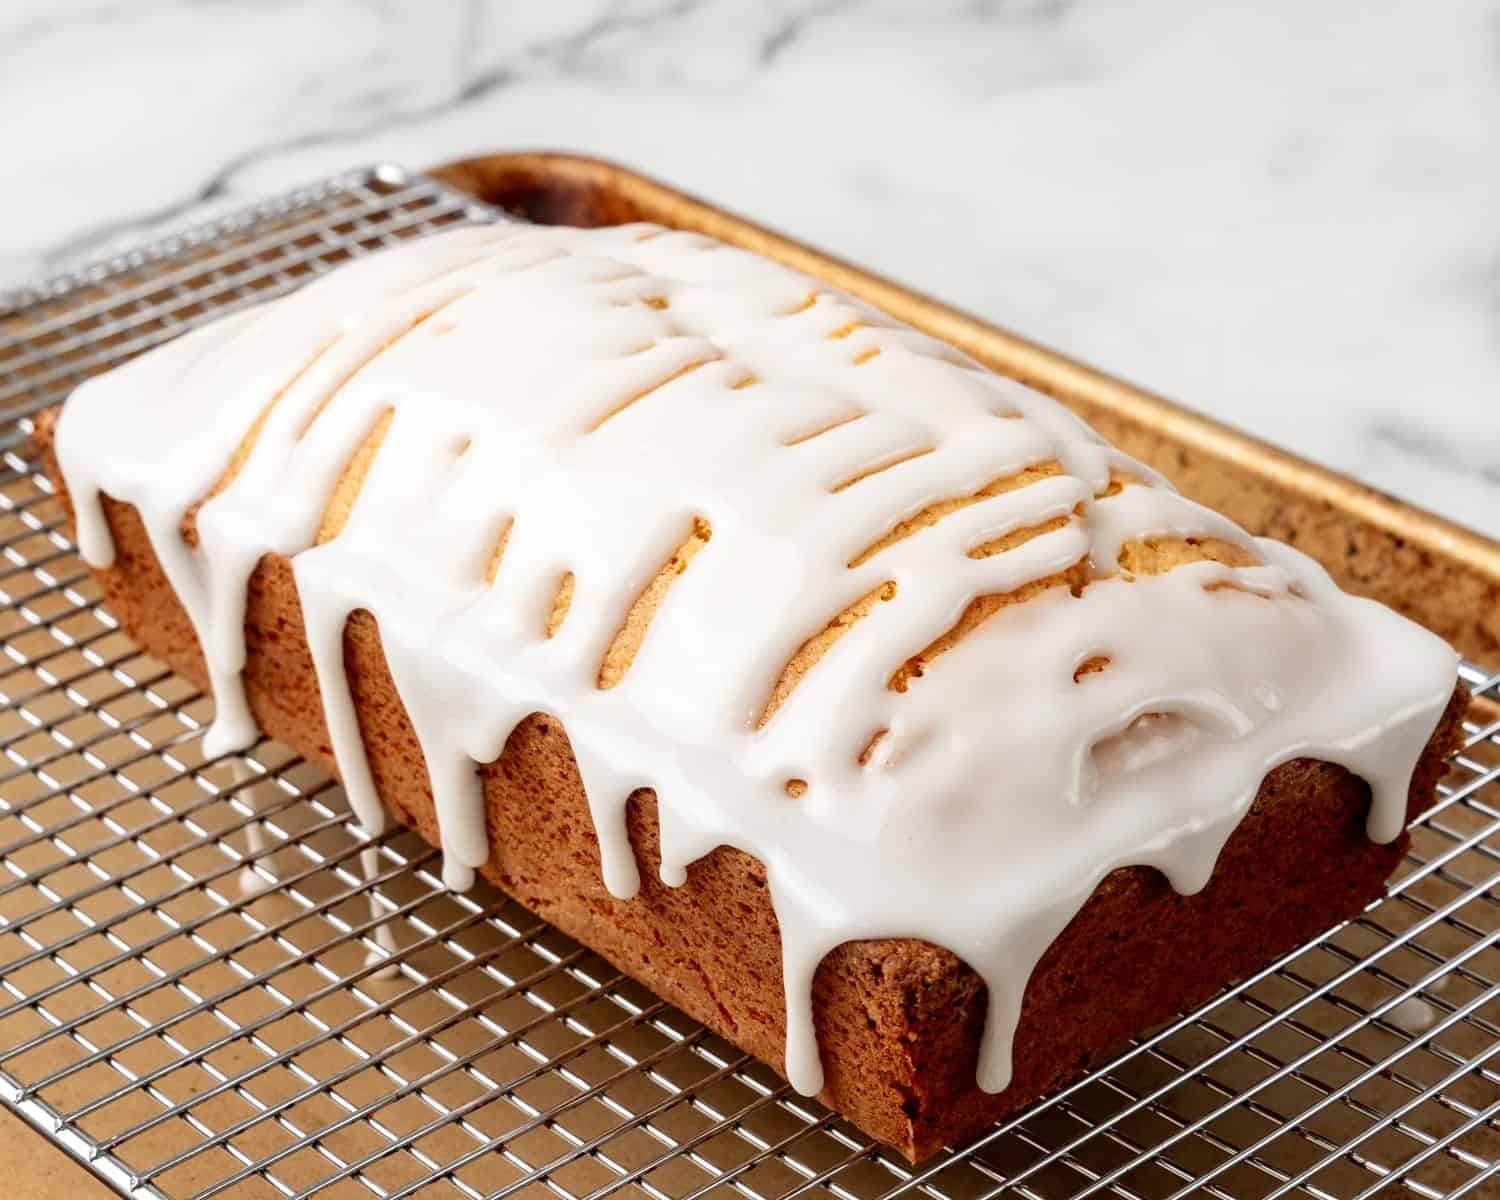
[54,222,1458,1098]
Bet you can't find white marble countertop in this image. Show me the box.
[3,0,1496,535]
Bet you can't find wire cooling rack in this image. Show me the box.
[1,164,1499,1200]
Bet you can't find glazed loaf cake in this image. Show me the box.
[41,221,1465,1161]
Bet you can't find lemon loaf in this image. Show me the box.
[41,221,1464,1160]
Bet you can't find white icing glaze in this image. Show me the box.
[361,843,402,982]
[54,222,1458,1098]
[1388,996,1437,1035]
[230,756,273,897]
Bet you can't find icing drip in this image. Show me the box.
[1388,997,1437,1035]
[54,222,1458,1099]
[230,756,273,897]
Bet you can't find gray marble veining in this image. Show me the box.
[2,0,1496,534]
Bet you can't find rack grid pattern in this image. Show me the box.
[1,164,1498,1200]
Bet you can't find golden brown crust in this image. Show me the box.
[34,408,1467,1161]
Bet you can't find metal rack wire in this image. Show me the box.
[1,164,1498,1200]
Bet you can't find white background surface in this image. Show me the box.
[3,0,1496,534]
